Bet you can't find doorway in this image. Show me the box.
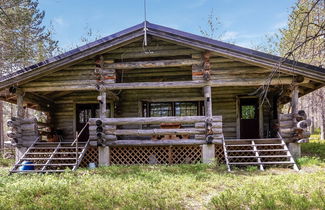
[239,98,260,139]
[76,104,99,142]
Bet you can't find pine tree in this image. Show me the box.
[0,0,58,150]
[0,0,58,75]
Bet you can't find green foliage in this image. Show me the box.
[301,138,325,160]
[0,163,324,209]
[0,0,58,75]
[209,172,325,210]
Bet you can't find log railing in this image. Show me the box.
[88,116,223,146]
[7,117,40,147]
[279,110,311,143]
[7,117,53,147]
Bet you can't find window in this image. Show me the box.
[241,105,256,119]
[143,101,204,117]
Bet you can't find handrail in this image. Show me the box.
[71,122,89,146]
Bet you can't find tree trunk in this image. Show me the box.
[0,101,3,151]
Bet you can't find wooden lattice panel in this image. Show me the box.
[215,145,225,163]
[110,145,202,165]
[80,147,98,167]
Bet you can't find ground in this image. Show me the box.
[0,138,324,209]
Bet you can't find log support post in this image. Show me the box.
[203,85,212,118]
[16,89,25,118]
[98,146,110,166]
[99,91,107,118]
[289,84,301,159]
[202,144,215,163]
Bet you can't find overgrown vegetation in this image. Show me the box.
[0,139,324,209]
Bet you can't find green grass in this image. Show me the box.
[0,137,323,209]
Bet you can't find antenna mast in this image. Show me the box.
[143,0,148,46]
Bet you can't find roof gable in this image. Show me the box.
[0,21,324,89]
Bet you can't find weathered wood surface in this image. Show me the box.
[104,59,200,69]
[104,139,223,146]
[91,128,223,136]
[22,77,300,92]
[89,116,222,125]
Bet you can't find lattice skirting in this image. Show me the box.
[215,145,225,163]
[80,146,99,167]
[109,145,202,165]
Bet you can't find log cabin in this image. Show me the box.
[0,22,324,173]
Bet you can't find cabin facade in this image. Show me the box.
[1,22,324,172]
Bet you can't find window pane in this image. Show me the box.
[241,105,256,119]
[150,103,172,117]
[175,102,198,116]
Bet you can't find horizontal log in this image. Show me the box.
[89,134,117,141]
[21,124,38,131]
[195,122,222,128]
[22,77,301,92]
[297,120,311,129]
[194,134,224,140]
[279,120,294,128]
[105,139,222,146]
[99,128,223,136]
[89,116,222,125]
[279,114,293,121]
[104,59,200,69]
[7,131,21,139]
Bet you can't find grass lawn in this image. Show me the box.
[0,139,324,209]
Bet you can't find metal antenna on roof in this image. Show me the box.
[143,0,148,46]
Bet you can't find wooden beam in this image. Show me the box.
[89,116,222,125]
[103,59,201,69]
[21,77,302,92]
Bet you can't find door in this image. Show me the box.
[76,104,99,142]
[240,98,259,139]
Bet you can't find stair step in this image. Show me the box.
[227,149,288,153]
[35,142,87,145]
[21,158,77,160]
[228,161,294,165]
[11,170,66,173]
[226,144,284,147]
[227,155,290,159]
[24,152,82,155]
[224,138,280,142]
[30,147,85,150]
[16,163,75,166]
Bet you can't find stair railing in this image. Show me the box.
[10,136,40,174]
[71,122,89,164]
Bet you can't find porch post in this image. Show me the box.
[289,85,301,159]
[15,89,27,161]
[98,90,110,166]
[202,85,215,163]
[16,89,25,118]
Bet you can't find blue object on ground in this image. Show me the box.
[19,161,35,171]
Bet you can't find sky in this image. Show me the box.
[38,0,297,50]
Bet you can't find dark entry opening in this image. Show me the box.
[76,104,99,142]
[240,98,259,139]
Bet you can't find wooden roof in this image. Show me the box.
[0,21,324,89]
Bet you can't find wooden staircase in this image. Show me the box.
[10,138,90,173]
[223,137,299,172]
